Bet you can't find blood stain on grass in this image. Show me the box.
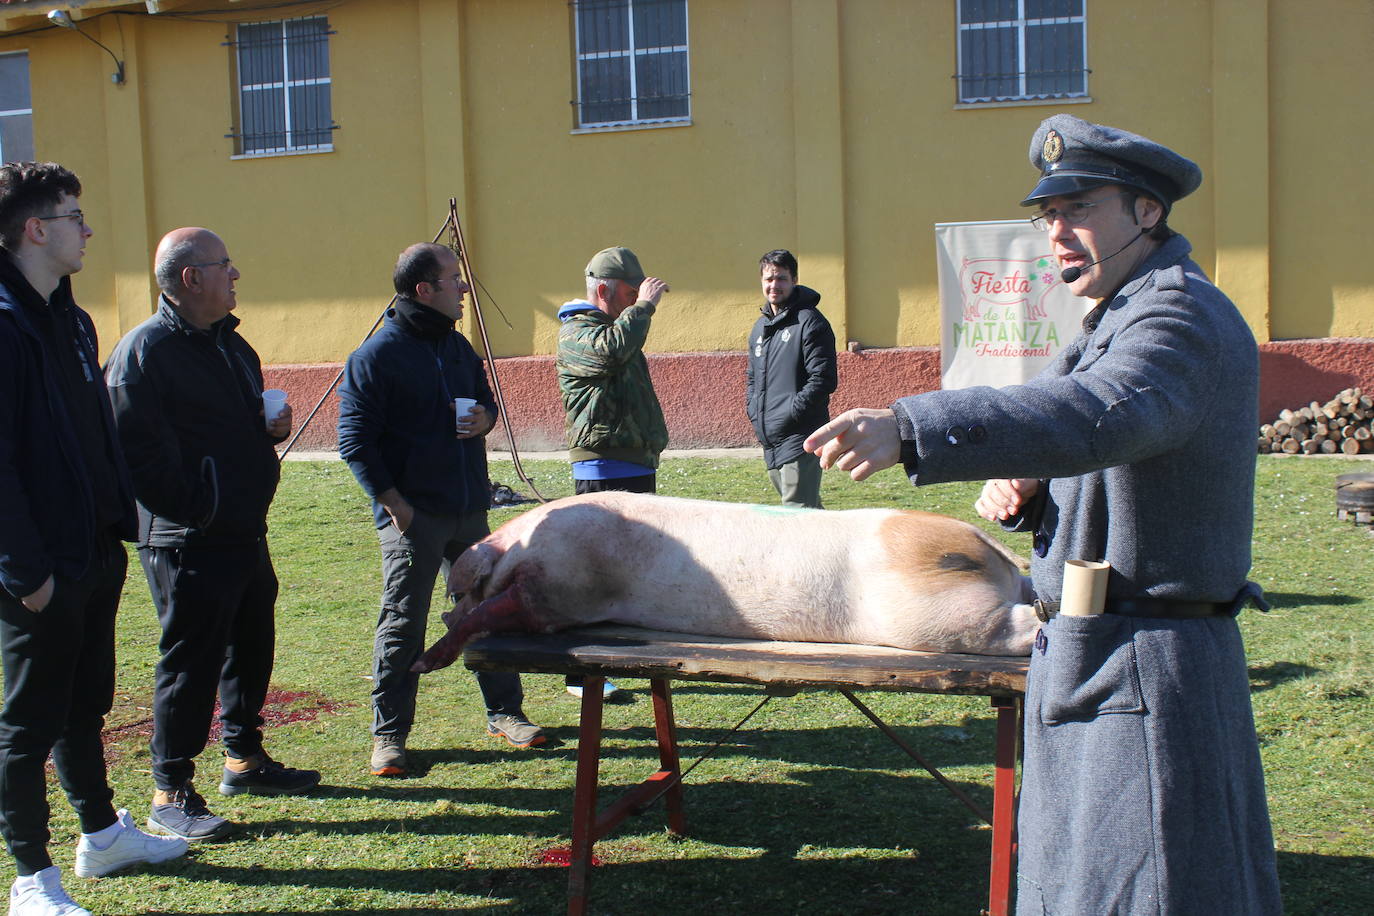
[96,688,346,763]
[208,688,346,739]
[536,846,604,867]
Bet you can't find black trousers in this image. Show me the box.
[0,531,123,874]
[569,474,656,688]
[573,474,656,495]
[139,540,277,790]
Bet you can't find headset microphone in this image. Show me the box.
[1059,228,1150,284]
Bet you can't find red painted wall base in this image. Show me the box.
[266,339,1374,452]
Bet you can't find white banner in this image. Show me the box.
[934,219,1088,389]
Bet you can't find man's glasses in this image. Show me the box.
[188,257,233,270]
[1029,193,1131,231]
[36,209,86,228]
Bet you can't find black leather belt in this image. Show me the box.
[1105,598,1229,619]
[1034,597,1230,622]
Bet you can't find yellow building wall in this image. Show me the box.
[4,0,1372,363]
[840,0,1228,349]
[1269,0,1374,339]
[456,0,811,357]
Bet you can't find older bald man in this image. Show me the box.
[104,228,319,845]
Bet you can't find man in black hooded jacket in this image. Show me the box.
[744,249,837,508]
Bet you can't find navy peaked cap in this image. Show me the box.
[1021,114,1202,211]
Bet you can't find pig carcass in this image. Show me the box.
[413,492,1038,673]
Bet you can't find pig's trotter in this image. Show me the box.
[411,581,539,674]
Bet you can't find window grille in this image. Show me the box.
[0,52,34,162]
[572,0,690,129]
[955,0,1088,104]
[227,17,336,156]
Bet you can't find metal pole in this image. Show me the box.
[447,199,548,502]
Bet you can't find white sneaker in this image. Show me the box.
[9,866,89,915]
[74,808,189,878]
[566,679,624,700]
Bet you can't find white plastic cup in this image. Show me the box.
[453,397,477,432]
[262,389,288,428]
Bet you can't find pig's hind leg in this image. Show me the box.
[411,580,544,674]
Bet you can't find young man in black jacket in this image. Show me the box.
[745,250,837,508]
[0,162,186,916]
[105,227,320,844]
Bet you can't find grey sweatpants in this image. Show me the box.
[1015,612,1282,915]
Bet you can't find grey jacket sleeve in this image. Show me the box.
[892,279,1222,486]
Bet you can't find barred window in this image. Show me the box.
[229,16,336,156]
[0,52,34,162]
[956,0,1088,105]
[572,0,690,130]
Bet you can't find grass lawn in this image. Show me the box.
[38,455,1374,914]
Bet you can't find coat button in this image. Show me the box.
[967,424,987,444]
[944,426,966,446]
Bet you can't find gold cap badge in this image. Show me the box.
[1043,129,1064,164]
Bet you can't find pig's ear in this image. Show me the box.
[447,542,500,602]
[460,542,499,598]
[472,542,497,583]
[478,543,500,574]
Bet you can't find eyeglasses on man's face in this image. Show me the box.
[1029,193,1132,231]
[36,209,87,229]
[188,257,233,270]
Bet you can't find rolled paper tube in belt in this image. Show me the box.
[1060,559,1110,616]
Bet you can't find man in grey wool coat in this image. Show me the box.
[806,115,1282,915]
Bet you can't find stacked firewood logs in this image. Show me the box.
[1258,388,1374,455]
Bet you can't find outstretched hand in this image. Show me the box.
[804,408,902,482]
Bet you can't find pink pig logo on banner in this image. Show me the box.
[935,220,1087,389]
[958,256,1061,322]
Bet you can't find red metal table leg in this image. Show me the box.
[649,678,686,834]
[987,695,1021,916]
[568,676,606,916]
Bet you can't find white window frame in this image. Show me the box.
[573,0,692,133]
[0,51,34,163]
[955,1,1089,106]
[230,16,335,158]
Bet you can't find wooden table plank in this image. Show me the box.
[464,625,1027,697]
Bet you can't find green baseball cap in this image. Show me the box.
[585,246,645,286]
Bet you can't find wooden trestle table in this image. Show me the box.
[464,625,1028,916]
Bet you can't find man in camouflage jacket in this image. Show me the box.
[555,246,669,494]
